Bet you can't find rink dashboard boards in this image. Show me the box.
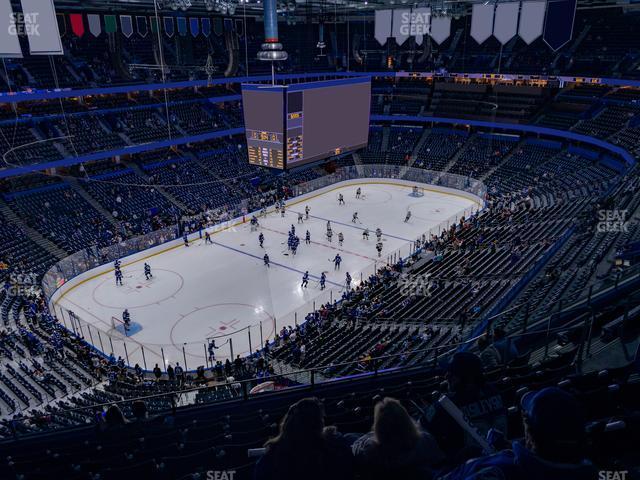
[241,77,371,170]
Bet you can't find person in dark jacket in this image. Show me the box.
[439,387,596,480]
[352,397,444,480]
[254,397,354,480]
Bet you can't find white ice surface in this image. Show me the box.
[55,182,476,369]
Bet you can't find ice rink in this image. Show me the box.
[54,181,479,369]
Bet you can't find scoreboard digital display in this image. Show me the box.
[241,86,286,169]
[241,78,371,169]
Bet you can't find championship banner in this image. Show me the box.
[137,16,148,37]
[374,9,392,45]
[87,14,102,37]
[120,15,133,38]
[20,0,64,55]
[430,15,451,45]
[471,3,495,44]
[543,0,577,51]
[0,1,22,57]
[493,2,519,45]
[519,1,546,44]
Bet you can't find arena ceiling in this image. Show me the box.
[28,0,640,17]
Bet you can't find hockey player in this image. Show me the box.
[404,210,412,223]
[114,259,121,269]
[352,212,359,223]
[301,271,309,288]
[290,224,295,236]
[327,220,332,231]
[208,340,217,363]
[356,187,362,199]
[326,229,333,243]
[259,232,265,248]
[115,267,123,286]
[144,263,152,280]
[362,228,370,240]
[333,254,342,270]
[338,193,345,205]
[338,232,344,246]
[320,272,326,290]
[122,309,131,333]
[183,232,189,247]
[250,215,259,232]
[305,205,310,220]
[205,231,213,244]
[305,230,311,245]
[376,227,382,241]
[376,241,383,257]
[292,236,300,256]
[264,253,270,267]
[280,205,286,217]
[298,212,304,224]
[345,272,352,290]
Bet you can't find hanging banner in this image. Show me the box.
[177,16,187,36]
[471,3,495,44]
[223,18,234,32]
[412,7,431,45]
[150,16,159,34]
[70,13,85,37]
[201,18,211,37]
[0,1,22,57]
[120,15,133,38]
[87,14,101,37]
[189,17,199,37]
[164,17,174,37]
[543,0,577,51]
[235,18,244,36]
[104,15,117,34]
[375,9,392,45]
[137,16,148,37]
[213,17,223,36]
[20,0,64,55]
[56,13,66,37]
[392,9,412,45]
[430,16,451,44]
[519,1,546,44]
[493,2,519,45]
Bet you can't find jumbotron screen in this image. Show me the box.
[241,77,371,169]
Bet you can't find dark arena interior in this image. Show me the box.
[1,0,640,479]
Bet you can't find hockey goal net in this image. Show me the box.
[410,186,425,197]
[110,316,132,336]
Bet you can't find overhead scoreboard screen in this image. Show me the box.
[241,77,371,169]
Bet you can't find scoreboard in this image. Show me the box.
[241,77,371,170]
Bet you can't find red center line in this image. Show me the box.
[260,225,381,262]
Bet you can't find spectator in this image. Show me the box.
[439,387,595,480]
[153,363,162,381]
[254,397,354,480]
[104,405,127,429]
[477,334,501,370]
[352,397,444,480]
[421,352,507,462]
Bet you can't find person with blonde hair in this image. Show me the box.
[352,397,444,480]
